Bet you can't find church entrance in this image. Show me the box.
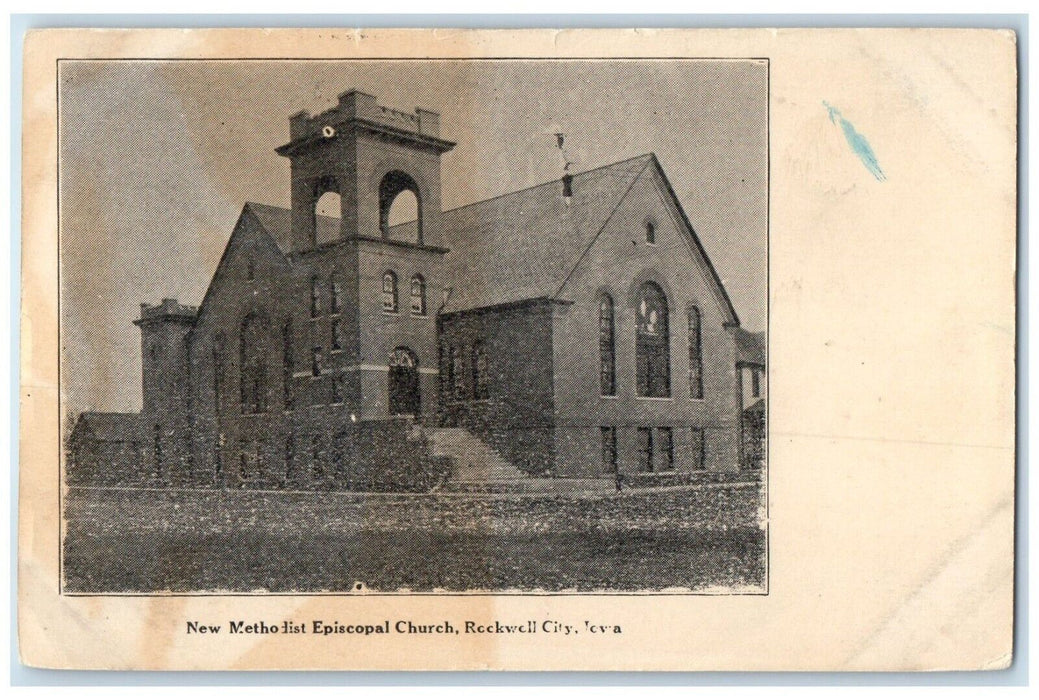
[388,347,421,417]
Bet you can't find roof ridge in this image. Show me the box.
[441,153,655,215]
[241,154,656,222]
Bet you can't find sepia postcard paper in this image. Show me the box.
[18,27,1016,671]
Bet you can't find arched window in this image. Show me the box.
[645,221,656,244]
[239,313,268,414]
[379,171,422,243]
[471,341,489,400]
[382,271,399,313]
[688,306,704,399]
[310,276,321,318]
[330,273,341,314]
[246,257,256,281]
[636,282,670,397]
[598,294,616,396]
[331,319,343,351]
[410,274,426,316]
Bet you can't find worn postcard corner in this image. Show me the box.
[18,26,1016,672]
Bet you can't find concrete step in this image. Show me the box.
[428,427,527,481]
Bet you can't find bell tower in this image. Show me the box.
[275,90,456,252]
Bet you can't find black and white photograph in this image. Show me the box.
[58,58,768,594]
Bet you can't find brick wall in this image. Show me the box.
[438,301,557,475]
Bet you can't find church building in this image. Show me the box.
[68,89,755,489]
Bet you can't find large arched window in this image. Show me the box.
[688,306,704,399]
[239,313,268,414]
[379,171,422,243]
[410,274,426,316]
[598,294,616,396]
[636,282,670,397]
[382,271,399,313]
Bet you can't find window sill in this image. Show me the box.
[382,310,400,316]
[636,396,673,401]
[599,394,618,400]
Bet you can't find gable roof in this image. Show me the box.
[72,412,141,442]
[245,202,341,256]
[437,154,656,313]
[237,154,741,322]
[735,328,766,367]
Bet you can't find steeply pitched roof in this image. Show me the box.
[72,412,141,442]
[438,154,656,313]
[244,202,340,256]
[240,153,741,322]
[735,328,766,366]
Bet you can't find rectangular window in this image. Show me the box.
[311,435,324,479]
[637,427,653,473]
[330,278,341,314]
[450,346,464,399]
[690,428,705,470]
[439,345,448,396]
[284,433,295,483]
[310,278,321,318]
[600,427,617,475]
[331,374,343,404]
[312,347,322,377]
[331,319,342,351]
[472,342,489,400]
[658,427,674,471]
[751,369,761,398]
[153,423,162,476]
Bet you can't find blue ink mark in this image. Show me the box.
[823,101,886,182]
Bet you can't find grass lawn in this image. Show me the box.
[62,484,766,593]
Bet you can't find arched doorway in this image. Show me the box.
[388,347,421,417]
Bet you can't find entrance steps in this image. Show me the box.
[428,427,527,482]
[427,427,616,495]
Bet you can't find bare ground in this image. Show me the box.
[62,484,767,593]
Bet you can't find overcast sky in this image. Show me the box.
[59,59,767,415]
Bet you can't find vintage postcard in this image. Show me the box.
[19,28,1016,671]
